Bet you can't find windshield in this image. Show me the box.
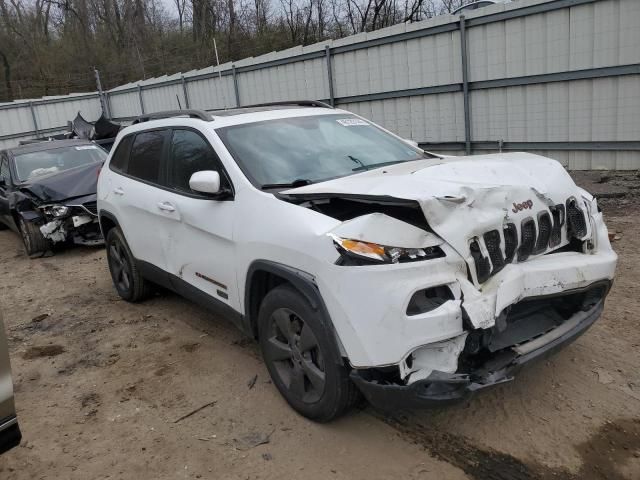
[217,114,431,188]
[14,144,107,182]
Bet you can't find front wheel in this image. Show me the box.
[258,285,359,422]
[18,218,50,257]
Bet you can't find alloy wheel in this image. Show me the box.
[263,307,326,403]
[108,236,132,293]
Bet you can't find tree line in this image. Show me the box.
[0,0,477,102]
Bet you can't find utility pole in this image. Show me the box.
[94,68,110,118]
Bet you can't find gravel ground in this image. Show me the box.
[0,172,638,480]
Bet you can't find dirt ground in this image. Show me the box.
[0,171,639,480]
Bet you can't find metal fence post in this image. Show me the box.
[137,84,145,115]
[29,102,40,137]
[94,68,110,118]
[181,75,190,109]
[325,45,335,107]
[104,92,113,119]
[460,15,472,155]
[232,66,240,107]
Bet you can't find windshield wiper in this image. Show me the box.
[261,179,314,190]
[347,155,367,171]
[351,159,407,172]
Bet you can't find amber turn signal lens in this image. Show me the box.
[341,239,386,257]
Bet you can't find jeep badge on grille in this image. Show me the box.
[512,200,534,213]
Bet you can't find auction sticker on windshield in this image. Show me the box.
[336,118,369,127]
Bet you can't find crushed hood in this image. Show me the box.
[94,114,122,140]
[72,112,94,140]
[283,153,588,273]
[19,161,102,204]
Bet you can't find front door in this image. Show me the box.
[161,128,239,312]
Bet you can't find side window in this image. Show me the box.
[128,130,166,184]
[0,157,10,185]
[110,135,133,172]
[169,129,224,193]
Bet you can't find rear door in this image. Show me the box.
[0,310,21,454]
[161,128,239,312]
[104,129,177,276]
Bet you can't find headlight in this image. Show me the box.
[40,205,69,217]
[329,234,444,265]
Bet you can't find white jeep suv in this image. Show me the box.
[97,101,617,421]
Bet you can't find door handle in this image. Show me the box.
[157,201,176,212]
[113,187,124,196]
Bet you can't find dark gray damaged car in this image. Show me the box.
[0,139,106,257]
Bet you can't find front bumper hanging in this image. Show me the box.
[350,298,605,410]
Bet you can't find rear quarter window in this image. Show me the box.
[110,135,133,172]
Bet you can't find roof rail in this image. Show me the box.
[228,100,333,110]
[18,138,50,145]
[132,109,213,124]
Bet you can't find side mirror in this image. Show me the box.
[189,170,221,195]
[405,139,419,148]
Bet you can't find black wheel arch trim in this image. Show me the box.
[244,260,348,359]
[245,260,321,312]
[98,209,121,236]
[100,210,136,260]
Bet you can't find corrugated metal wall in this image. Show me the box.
[0,93,100,150]
[187,70,237,111]
[1,0,638,169]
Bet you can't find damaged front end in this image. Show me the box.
[279,153,617,410]
[351,282,610,410]
[35,196,102,246]
[13,159,105,248]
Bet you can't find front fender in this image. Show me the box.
[244,260,348,359]
[16,209,43,223]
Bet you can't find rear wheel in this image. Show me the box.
[106,227,153,302]
[18,218,50,257]
[258,285,359,422]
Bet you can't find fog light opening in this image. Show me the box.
[406,285,454,316]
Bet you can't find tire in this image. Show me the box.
[105,227,153,302]
[18,218,50,257]
[258,285,359,422]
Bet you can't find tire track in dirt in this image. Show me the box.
[375,412,640,480]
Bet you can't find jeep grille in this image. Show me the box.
[471,199,588,283]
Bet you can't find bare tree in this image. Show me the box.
[174,0,188,31]
[253,0,269,34]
